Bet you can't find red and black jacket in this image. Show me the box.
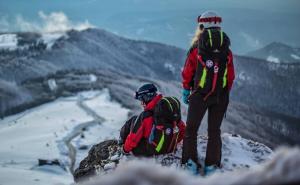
[123,94,185,153]
[182,46,235,95]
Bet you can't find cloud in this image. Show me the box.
[37,11,93,32]
[240,32,262,50]
[1,11,94,33]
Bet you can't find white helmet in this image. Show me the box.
[198,11,222,28]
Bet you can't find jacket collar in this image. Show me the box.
[144,94,162,111]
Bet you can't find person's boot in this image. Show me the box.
[186,159,202,175]
[204,165,218,176]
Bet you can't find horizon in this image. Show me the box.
[0,0,299,54]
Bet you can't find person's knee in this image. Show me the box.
[207,128,221,138]
[185,124,199,137]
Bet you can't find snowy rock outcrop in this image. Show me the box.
[74,134,273,183]
[82,147,300,185]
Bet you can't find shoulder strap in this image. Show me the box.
[161,97,181,114]
[161,97,174,113]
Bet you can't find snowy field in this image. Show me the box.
[0,89,129,185]
[0,89,273,185]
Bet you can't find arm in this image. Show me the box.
[182,47,198,90]
[123,115,152,153]
[227,50,235,91]
[120,115,137,144]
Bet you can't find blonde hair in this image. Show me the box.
[190,26,203,47]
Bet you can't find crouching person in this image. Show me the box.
[120,83,185,156]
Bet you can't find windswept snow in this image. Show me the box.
[266,55,280,63]
[291,54,300,60]
[41,32,66,50]
[0,34,18,50]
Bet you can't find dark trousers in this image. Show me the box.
[182,91,229,166]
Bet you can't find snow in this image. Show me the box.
[266,55,280,63]
[291,54,300,60]
[72,89,129,169]
[47,79,57,91]
[0,32,65,51]
[41,32,66,50]
[89,74,97,82]
[0,89,129,185]
[0,34,18,50]
[83,147,300,185]
[164,63,176,74]
[0,89,275,185]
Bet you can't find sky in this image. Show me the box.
[0,0,299,54]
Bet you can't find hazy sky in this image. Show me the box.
[0,0,299,53]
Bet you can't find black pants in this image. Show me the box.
[182,91,229,166]
[120,116,154,156]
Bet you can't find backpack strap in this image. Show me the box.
[162,98,173,113]
[169,97,180,110]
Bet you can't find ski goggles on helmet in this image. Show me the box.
[135,91,156,103]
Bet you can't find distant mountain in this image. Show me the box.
[246,42,300,64]
[0,29,184,83]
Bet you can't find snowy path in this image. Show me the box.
[63,92,106,174]
[0,90,129,185]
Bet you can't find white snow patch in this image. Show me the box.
[291,54,300,60]
[47,79,57,91]
[89,74,97,82]
[164,63,176,74]
[266,55,280,63]
[0,34,18,50]
[41,32,66,50]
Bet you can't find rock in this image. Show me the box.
[73,139,119,182]
[78,145,89,150]
[38,159,60,166]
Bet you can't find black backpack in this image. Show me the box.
[198,28,230,56]
[193,28,231,98]
[148,96,182,154]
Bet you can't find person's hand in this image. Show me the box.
[182,89,191,104]
[122,147,131,156]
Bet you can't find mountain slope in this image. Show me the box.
[0,29,184,84]
[1,28,299,147]
[246,42,300,64]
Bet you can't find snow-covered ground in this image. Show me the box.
[266,55,280,63]
[41,32,67,50]
[0,34,18,50]
[0,90,129,185]
[0,89,273,185]
[0,32,66,51]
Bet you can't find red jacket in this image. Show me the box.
[124,94,185,153]
[182,47,235,91]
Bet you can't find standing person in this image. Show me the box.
[120,83,185,156]
[181,11,235,175]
